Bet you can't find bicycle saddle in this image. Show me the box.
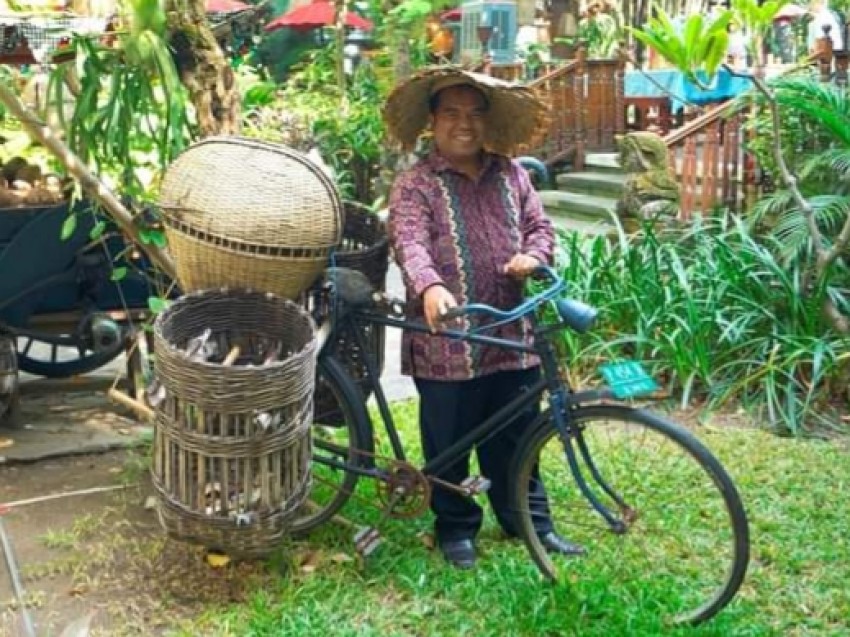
[324,267,376,307]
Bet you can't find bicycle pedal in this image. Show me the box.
[353,527,382,557]
[461,476,491,495]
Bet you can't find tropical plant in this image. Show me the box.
[634,0,850,332]
[628,7,732,87]
[268,43,388,203]
[46,0,195,202]
[530,218,849,434]
[747,73,850,267]
[578,5,623,58]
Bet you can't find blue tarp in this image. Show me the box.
[624,68,753,112]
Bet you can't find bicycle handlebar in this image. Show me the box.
[439,265,598,334]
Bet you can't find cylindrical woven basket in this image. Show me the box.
[304,202,389,424]
[151,288,317,558]
[159,137,344,299]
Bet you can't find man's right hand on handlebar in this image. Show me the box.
[422,284,457,333]
[503,253,541,279]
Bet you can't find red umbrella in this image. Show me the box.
[206,0,252,12]
[441,8,461,22]
[773,4,807,21]
[264,0,374,32]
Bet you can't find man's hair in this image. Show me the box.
[428,83,490,114]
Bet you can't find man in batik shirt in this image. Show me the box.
[384,68,585,569]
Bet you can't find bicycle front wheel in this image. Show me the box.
[290,356,372,535]
[510,405,749,626]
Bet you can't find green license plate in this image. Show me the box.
[599,361,660,400]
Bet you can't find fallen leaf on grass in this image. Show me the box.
[330,552,353,564]
[298,549,321,574]
[205,551,231,568]
[68,583,89,598]
[418,531,435,550]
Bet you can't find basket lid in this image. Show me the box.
[159,137,344,248]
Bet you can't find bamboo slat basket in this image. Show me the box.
[304,202,389,424]
[150,288,316,558]
[159,137,344,300]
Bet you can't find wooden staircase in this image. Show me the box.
[493,49,625,170]
[493,52,769,224]
[539,153,623,235]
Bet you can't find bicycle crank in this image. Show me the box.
[375,459,432,519]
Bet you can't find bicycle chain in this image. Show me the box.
[311,446,432,520]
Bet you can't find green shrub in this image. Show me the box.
[533,215,849,434]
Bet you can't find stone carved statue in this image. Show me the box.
[616,131,680,231]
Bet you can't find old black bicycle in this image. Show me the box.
[294,265,750,626]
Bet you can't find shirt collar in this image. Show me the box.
[425,148,503,178]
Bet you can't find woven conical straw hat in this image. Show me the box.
[382,66,550,156]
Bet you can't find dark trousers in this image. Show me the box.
[414,367,553,543]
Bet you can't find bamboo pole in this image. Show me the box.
[0,80,177,281]
[108,387,155,422]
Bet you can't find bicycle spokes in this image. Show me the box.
[513,407,749,626]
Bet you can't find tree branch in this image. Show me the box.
[816,200,850,274]
[0,80,177,281]
[725,64,826,248]
[723,63,848,334]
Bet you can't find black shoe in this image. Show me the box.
[439,538,477,569]
[539,531,586,556]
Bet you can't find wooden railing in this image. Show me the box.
[664,31,850,220]
[582,57,626,154]
[664,102,757,220]
[507,50,626,169]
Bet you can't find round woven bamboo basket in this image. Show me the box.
[303,202,389,423]
[151,288,316,558]
[159,137,344,300]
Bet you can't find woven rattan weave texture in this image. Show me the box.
[159,137,344,299]
[306,202,389,422]
[151,288,317,557]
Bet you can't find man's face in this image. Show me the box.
[430,85,487,164]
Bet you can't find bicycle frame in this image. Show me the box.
[320,296,629,532]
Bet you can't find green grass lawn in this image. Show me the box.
[170,401,850,637]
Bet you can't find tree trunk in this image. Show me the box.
[335,0,347,93]
[166,1,241,137]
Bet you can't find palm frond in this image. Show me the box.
[749,189,796,226]
[800,148,850,183]
[749,192,850,264]
[768,77,850,147]
[807,195,850,235]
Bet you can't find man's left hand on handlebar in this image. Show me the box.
[503,254,541,279]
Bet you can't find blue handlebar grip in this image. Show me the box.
[555,298,598,334]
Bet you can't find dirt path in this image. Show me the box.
[0,383,283,637]
[1,451,148,636]
[0,448,287,637]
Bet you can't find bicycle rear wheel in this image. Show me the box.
[510,405,749,626]
[290,356,372,535]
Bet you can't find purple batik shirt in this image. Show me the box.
[388,150,555,381]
